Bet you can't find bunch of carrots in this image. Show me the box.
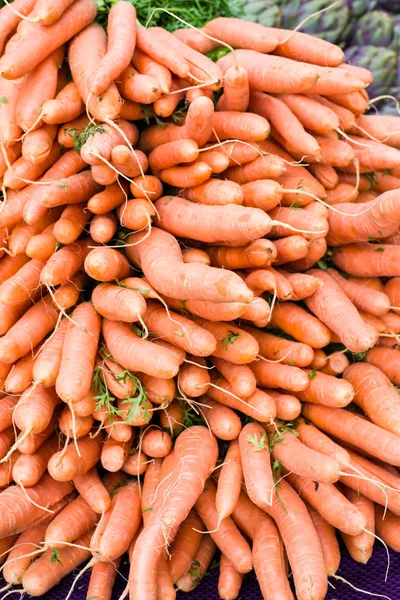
[0,1,400,600]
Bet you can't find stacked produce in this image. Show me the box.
[1,1,400,600]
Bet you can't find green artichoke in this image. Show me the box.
[345,45,397,98]
[243,0,282,27]
[279,0,350,44]
[348,10,395,47]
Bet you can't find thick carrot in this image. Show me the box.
[270,302,331,349]
[136,26,190,79]
[279,93,339,135]
[0,0,36,54]
[320,352,350,376]
[73,468,111,515]
[327,268,389,316]
[88,182,127,214]
[212,357,256,398]
[296,420,350,471]
[126,227,252,304]
[268,206,328,240]
[59,406,93,439]
[218,554,243,600]
[68,22,122,121]
[44,495,97,549]
[283,271,321,300]
[177,357,209,398]
[3,520,50,585]
[245,326,314,367]
[42,81,84,125]
[266,390,301,421]
[92,283,146,323]
[40,170,101,208]
[48,433,103,482]
[142,429,172,458]
[224,154,286,184]
[159,162,211,187]
[80,120,138,167]
[251,360,309,392]
[201,398,241,441]
[0,294,58,364]
[217,64,249,113]
[180,179,243,207]
[274,236,309,265]
[0,472,73,537]
[195,320,257,364]
[303,403,400,466]
[102,319,180,379]
[375,505,400,552]
[176,535,217,592]
[4,143,61,190]
[0,0,96,80]
[90,2,136,95]
[307,506,340,576]
[288,473,366,537]
[304,269,378,352]
[239,422,274,509]
[17,414,56,455]
[16,47,64,132]
[56,303,100,404]
[296,369,354,408]
[218,50,318,94]
[22,529,93,596]
[117,198,155,231]
[117,65,161,104]
[21,123,58,165]
[0,257,43,304]
[211,110,269,143]
[155,196,271,245]
[89,213,117,244]
[169,510,203,583]
[132,48,171,94]
[149,139,198,172]
[332,243,400,277]
[271,428,340,483]
[130,427,218,600]
[84,247,130,282]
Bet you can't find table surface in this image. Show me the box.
[2,545,398,600]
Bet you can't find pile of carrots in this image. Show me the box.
[1,1,400,599]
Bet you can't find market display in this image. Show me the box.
[0,1,399,600]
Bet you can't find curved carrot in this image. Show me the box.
[73,467,111,515]
[307,506,340,576]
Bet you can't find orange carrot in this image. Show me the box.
[286,237,328,272]
[176,535,217,592]
[307,506,340,575]
[216,439,242,522]
[48,433,103,481]
[270,301,331,349]
[201,398,241,441]
[12,434,58,487]
[304,269,378,352]
[212,357,256,398]
[169,510,203,583]
[73,467,111,515]
[239,422,274,509]
[266,390,302,421]
[84,247,131,282]
[341,488,375,564]
[251,360,309,392]
[208,239,276,269]
[182,249,210,265]
[149,139,199,172]
[126,227,253,304]
[56,302,100,404]
[132,48,171,94]
[88,182,128,214]
[181,179,243,206]
[217,65,249,112]
[4,350,35,394]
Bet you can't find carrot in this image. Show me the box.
[332,243,400,277]
[304,269,378,352]
[68,22,122,121]
[262,479,328,600]
[268,206,328,240]
[0,0,96,80]
[343,362,400,436]
[53,203,90,245]
[90,1,136,95]
[141,429,172,459]
[211,357,256,398]
[117,65,161,104]
[201,397,241,441]
[341,488,375,564]
[375,505,400,552]
[320,352,349,376]
[102,320,180,379]
[295,420,350,472]
[176,534,217,592]
[17,414,56,455]
[56,303,100,404]
[48,433,103,482]
[132,48,171,94]
[0,472,73,537]
[53,272,85,311]
[100,437,131,472]
[57,114,89,148]
[86,559,120,600]
[22,150,87,225]
[44,494,98,549]
[282,271,321,300]
[16,47,64,132]
[211,110,269,143]
[42,82,84,127]
[34,0,76,24]
[21,123,58,165]
[59,406,93,439]
[159,162,211,188]
[265,390,301,421]
[303,403,400,466]
[270,302,331,349]
[271,426,341,483]
[0,428,14,461]
[0,257,43,304]
[224,154,286,184]
[155,196,271,245]
[122,449,148,477]
[0,395,19,432]
[84,247,131,282]
[215,439,242,523]
[195,479,252,574]
[136,26,190,79]
[218,49,318,94]
[153,78,185,118]
[251,92,320,157]
[182,249,210,265]
[3,520,50,585]
[39,169,101,208]
[81,120,138,167]
[130,427,218,600]
[307,506,340,576]
[4,350,34,395]
[327,268,389,317]
[91,283,145,324]
[73,467,111,515]
[217,554,243,600]
[139,96,214,152]
[136,373,175,407]
[22,529,93,596]
[274,236,309,266]
[126,227,253,304]
[279,93,339,135]
[202,17,277,52]
[130,174,163,200]
[72,391,96,418]
[194,320,257,364]
[0,294,58,364]
[178,356,210,398]
[88,212,116,244]
[12,385,59,449]
[296,369,354,408]
[251,360,309,393]
[149,139,198,172]
[173,27,217,53]
[111,145,148,178]
[117,198,155,231]
[239,422,274,510]
[169,510,203,583]
[287,473,366,536]
[217,64,249,113]
[208,240,276,270]
[309,164,339,190]
[181,179,243,206]
[87,182,127,214]
[4,142,61,190]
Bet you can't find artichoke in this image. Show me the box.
[279,0,350,44]
[345,45,397,97]
[243,0,282,27]
[348,10,395,47]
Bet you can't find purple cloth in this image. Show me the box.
[4,546,398,599]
